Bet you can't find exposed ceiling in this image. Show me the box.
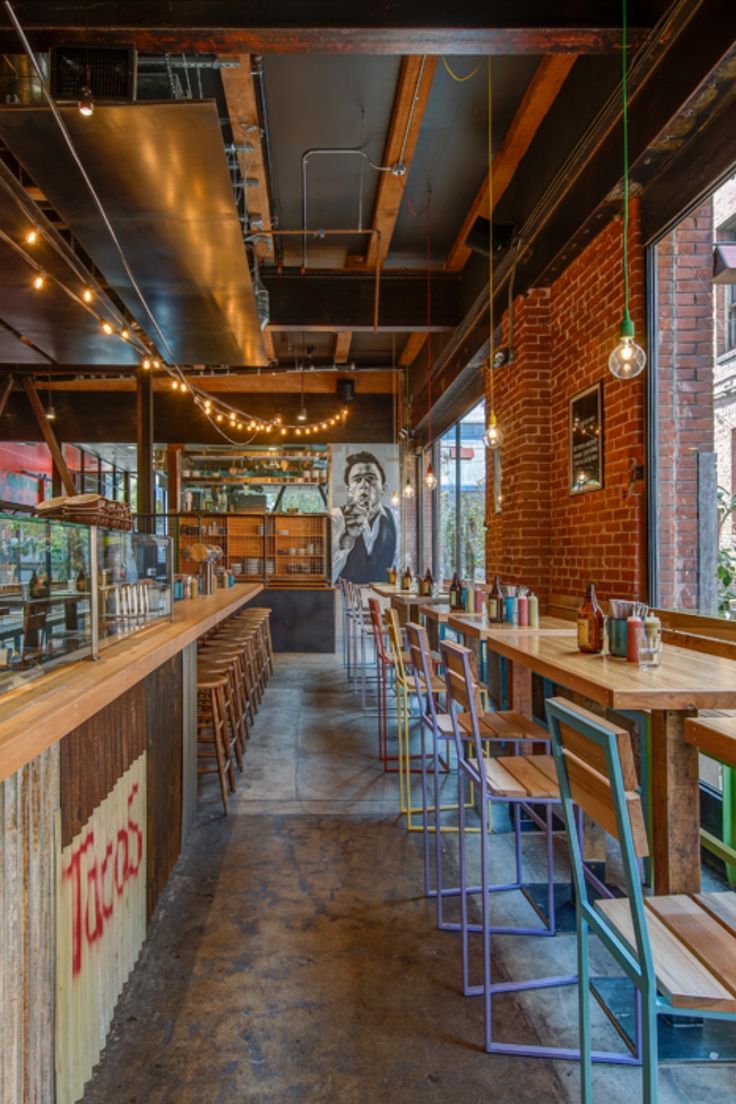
[0,0,734,447]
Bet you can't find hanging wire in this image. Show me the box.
[441,56,481,83]
[487,57,495,414]
[621,0,631,322]
[425,190,433,450]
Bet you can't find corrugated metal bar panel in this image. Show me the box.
[0,744,59,1104]
[56,752,147,1104]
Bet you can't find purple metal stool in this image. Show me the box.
[442,639,641,1064]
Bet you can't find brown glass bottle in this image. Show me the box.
[491,575,505,622]
[577,582,604,654]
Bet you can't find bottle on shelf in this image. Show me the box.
[449,572,462,610]
[577,582,605,654]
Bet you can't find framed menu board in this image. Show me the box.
[569,382,603,495]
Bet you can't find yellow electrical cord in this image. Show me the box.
[441,56,481,83]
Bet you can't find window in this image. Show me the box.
[436,400,486,583]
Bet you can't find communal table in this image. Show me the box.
[418,603,450,650]
[458,626,736,895]
[448,613,576,708]
[370,582,449,627]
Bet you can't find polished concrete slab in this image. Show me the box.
[81,651,736,1103]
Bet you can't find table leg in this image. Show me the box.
[650,708,700,894]
[424,617,440,653]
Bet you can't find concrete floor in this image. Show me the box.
[82,651,736,1104]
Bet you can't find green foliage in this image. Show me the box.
[717,486,736,615]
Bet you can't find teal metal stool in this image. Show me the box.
[546,696,736,1103]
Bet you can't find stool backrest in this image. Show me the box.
[406,621,440,729]
[368,598,388,663]
[545,695,654,984]
[384,606,406,682]
[440,639,484,765]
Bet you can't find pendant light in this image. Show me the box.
[608,0,646,380]
[482,59,502,450]
[403,474,415,499]
[390,337,401,506]
[423,196,438,491]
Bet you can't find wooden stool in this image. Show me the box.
[197,669,236,813]
[198,649,247,768]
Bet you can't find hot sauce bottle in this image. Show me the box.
[577,582,604,654]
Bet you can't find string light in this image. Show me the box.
[100,320,113,335]
[120,327,130,341]
[82,287,94,303]
[32,271,45,290]
[403,475,415,499]
[25,228,39,245]
[141,357,151,370]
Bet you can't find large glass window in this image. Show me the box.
[436,400,485,582]
[652,170,736,618]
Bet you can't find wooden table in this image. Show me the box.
[419,603,450,649]
[370,583,449,626]
[468,628,736,894]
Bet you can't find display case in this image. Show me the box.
[97,528,173,645]
[0,513,93,689]
[173,512,331,587]
[0,514,173,692]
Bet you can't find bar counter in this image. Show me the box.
[0,581,262,783]
[0,581,262,1104]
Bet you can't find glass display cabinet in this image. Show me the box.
[97,528,173,645]
[0,513,93,689]
[0,514,173,692]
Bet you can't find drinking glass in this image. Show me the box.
[638,626,662,668]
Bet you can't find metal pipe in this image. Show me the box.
[250,54,282,266]
[301,149,379,269]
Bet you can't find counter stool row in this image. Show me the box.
[196,607,273,812]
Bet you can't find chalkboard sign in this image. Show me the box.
[569,382,603,495]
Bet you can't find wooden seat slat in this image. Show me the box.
[496,754,559,797]
[684,714,736,767]
[694,891,736,938]
[479,757,528,797]
[645,895,736,998]
[597,898,736,1012]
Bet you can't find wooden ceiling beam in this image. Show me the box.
[44,370,396,395]
[21,378,76,494]
[334,332,352,364]
[220,54,274,262]
[399,333,428,367]
[262,329,276,362]
[348,56,438,270]
[445,54,577,271]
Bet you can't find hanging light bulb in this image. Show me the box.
[483,411,502,450]
[424,462,437,491]
[152,358,161,369]
[100,321,113,335]
[120,327,130,341]
[82,287,94,303]
[46,402,56,421]
[608,313,646,379]
[32,271,46,290]
[390,489,400,508]
[25,228,39,245]
[78,86,95,117]
[296,406,308,423]
[141,357,151,370]
[403,476,415,499]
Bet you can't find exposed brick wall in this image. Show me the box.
[486,201,647,606]
[655,201,714,609]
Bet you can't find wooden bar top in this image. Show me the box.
[448,613,575,640]
[472,629,736,711]
[0,583,262,783]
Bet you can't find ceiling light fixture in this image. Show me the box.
[608,0,646,381]
[100,321,113,335]
[78,85,94,117]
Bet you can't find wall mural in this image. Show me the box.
[329,444,400,584]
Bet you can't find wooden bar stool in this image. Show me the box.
[239,607,273,676]
[199,645,248,763]
[215,627,263,712]
[197,668,236,814]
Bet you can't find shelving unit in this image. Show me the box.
[175,512,331,588]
